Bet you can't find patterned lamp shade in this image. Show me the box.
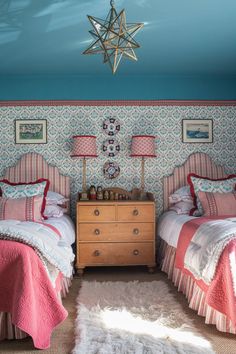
[130,135,156,158]
[71,135,98,158]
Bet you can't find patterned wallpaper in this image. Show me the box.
[0,103,235,217]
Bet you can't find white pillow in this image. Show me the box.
[46,191,69,205]
[169,186,192,204]
[169,201,194,215]
[44,204,67,218]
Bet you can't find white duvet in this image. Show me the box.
[158,211,195,247]
[0,219,75,278]
[158,211,236,286]
[46,214,76,245]
[184,218,236,285]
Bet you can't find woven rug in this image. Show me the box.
[72,280,215,354]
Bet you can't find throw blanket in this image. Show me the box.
[175,216,236,326]
[0,240,67,349]
[0,220,74,277]
[184,218,236,284]
[0,220,75,349]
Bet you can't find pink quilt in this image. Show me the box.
[0,239,67,349]
[175,217,236,326]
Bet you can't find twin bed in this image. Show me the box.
[0,153,75,349]
[158,152,236,334]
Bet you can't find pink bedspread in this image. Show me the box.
[0,240,67,349]
[175,217,236,326]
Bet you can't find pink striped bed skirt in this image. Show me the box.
[0,276,72,341]
[159,239,236,334]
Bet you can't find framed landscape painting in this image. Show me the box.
[15,119,47,144]
[182,119,213,143]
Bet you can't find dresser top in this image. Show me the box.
[77,200,155,205]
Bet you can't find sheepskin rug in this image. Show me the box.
[72,280,215,354]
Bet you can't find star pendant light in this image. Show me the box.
[83,0,144,74]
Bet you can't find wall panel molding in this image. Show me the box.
[1,100,236,107]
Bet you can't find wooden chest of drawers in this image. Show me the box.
[76,200,156,274]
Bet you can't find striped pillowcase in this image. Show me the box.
[187,173,236,215]
[0,195,44,222]
[0,178,50,219]
[198,191,236,216]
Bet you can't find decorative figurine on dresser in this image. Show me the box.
[103,190,109,200]
[96,186,103,200]
[76,187,156,275]
[89,185,97,200]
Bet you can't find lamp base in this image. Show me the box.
[79,191,89,201]
[136,189,148,201]
[139,190,148,201]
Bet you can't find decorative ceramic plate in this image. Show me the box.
[102,139,120,157]
[103,161,120,179]
[103,118,121,136]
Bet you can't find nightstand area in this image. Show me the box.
[76,198,156,275]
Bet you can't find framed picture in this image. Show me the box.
[15,119,47,144]
[182,119,213,143]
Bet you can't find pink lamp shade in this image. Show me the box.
[71,135,98,158]
[130,135,156,157]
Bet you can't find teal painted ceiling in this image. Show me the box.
[0,0,236,76]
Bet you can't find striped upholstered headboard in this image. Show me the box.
[3,153,70,200]
[163,152,227,211]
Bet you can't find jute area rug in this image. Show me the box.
[72,280,215,354]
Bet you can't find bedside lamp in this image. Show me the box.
[71,135,98,200]
[130,135,156,199]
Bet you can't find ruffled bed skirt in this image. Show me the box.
[159,239,236,334]
[0,276,72,341]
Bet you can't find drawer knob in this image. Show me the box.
[133,209,139,216]
[133,249,140,256]
[94,209,100,216]
[94,228,100,235]
[133,228,139,235]
[94,250,100,257]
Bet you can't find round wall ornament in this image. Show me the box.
[103,161,120,179]
[102,138,120,157]
[103,117,121,136]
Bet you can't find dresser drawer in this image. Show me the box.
[117,223,154,241]
[117,204,154,222]
[77,205,116,222]
[78,223,117,241]
[78,242,155,265]
[78,223,154,242]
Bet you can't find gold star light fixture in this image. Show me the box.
[83,0,144,74]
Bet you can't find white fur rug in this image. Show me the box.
[72,280,215,354]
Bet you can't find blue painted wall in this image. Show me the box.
[0,75,236,100]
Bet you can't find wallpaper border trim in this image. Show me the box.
[0,100,236,107]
